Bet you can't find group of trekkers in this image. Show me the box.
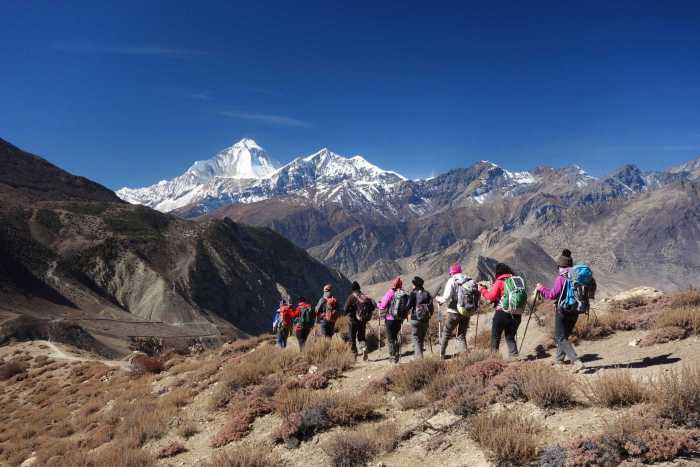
[273,248,596,372]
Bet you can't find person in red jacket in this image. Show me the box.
[479,263,521,357]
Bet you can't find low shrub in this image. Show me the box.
[211,394,273,447]
[274,388,379,442]
[639,326,687,346]
[158,441,187,458]
[653,365,700,427]
[468,410,543,466]
[654,306,700,335]
[0,361,27,380]
[176,420,199,439]
[130,355,164,375]
[670,288,700,308]
[322,431,378,467]
[322,422,399,467]
[493,362,574,408]
[582,371,651,407]
[398,392,428,410]
[303,337,355,373]
[208,444,283,467]
[383,358,443,395]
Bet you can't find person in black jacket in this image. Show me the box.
[406,276,434,360]
[343,281,370,360]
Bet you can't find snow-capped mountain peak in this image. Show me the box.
[187,138,277,181]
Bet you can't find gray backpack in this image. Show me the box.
[456,277,480,316]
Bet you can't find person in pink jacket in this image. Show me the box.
[378,277,407,363]
[536,249,586,373]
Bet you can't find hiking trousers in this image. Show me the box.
[384,319,402,362]
[349,318,367,355]
[295,326,313,351]
[440,312,468,357]
[319,320,335,338]
[276,326,290,348]
[554,311,579,362]
[411,320,429,359]
[491,310,521,356]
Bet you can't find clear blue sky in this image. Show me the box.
[2,1,700,189]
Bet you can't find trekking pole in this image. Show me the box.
[519,290,540,353]
[473,306,480,349]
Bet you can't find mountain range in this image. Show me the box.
[0,138,349,355]
[119,139,700,297]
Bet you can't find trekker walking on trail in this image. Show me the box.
[274,300,294,348]
[378,277,409,363]
[292,297,315,351]
[536,249,586,373]
[479,263,522,358]
[406,276,434,360]
[436,263,472,359]
[343,281,376,360]
[315,284,339,338]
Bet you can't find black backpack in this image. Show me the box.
[356,293,376,322]
[412,289,432,322]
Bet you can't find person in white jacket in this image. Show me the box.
[435,263,470,359]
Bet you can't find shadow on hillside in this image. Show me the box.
[584,353,681,374]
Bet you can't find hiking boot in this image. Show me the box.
[362,348,369,361]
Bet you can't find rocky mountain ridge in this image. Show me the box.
[0,138,349,355]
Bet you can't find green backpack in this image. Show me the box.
[296,304,315,328]
[500,276,527,313]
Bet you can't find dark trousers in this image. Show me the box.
[411,320,429,359]
[384,319,402,361]
[276,326,289,348]
[295,326,312,351]
[349,318,367,354]
[491,310,521,356]
[319,320,334,338]
[440,312,469,357]
[554,311,579,362]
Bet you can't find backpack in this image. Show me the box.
[500,276,527,313]
[558,264,596,315]
[388,290,409,320]
[272,310,282,333]
[413,289,432,322]
[456,278,480,316]
[295,304,315,328]
[322,296,339,322]
[356,293,376,322]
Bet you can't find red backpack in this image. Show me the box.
[323,296,339,322]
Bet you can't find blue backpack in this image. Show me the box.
[558,264,596,314]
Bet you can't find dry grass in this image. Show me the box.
[653,364,700,427]
[131,355,165,374]
[208,444,283,467]
[158,440,187,458]
[0,360,28,380]
[469,410,544,466]
[563,411,699,466]
[469,327,492,349]
[654,306,700,334]
[495,362,575,408]
[582,371,651,407]
[398,392,429,410]
[322,422,399,467]
[670,288,700,308]
[639,326,687,346]
[177,419,199,439]
[274,388,380,441]
[383,357,443,395]
[302,336,355,372]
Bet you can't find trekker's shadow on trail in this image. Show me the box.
[579,353,603,364]
[584,353,681,374]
